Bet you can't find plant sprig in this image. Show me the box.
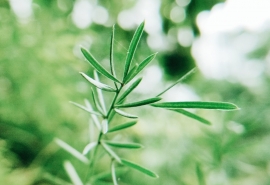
[55,21,239,184]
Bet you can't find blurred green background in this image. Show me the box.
[1,0,270,184]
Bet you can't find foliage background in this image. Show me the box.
[1,0,270,184]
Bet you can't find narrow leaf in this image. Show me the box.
[63,161,83,185]
[101,142,121,163]
[172,109,211,125]
[94,71,107,112]
[91,88,105,115]
[55,138,89,164]
[124,53,157,84]
[121,159,159,178]
[196,163,206,185]
[81,47,120,83]
[102,119,109,134]
[84,99,102,131]
[117,78,142,104]
[115,97,162,108]
[108,121,137,133]
[151,101,239,110]
[103,140,143,149]
[70,101,101,116]
[123,63,138,84]
[111,160,118,185]
[80,72,116,92]
[82,142,98,155]
[110,24,116,78]
[123,21,145,79]
[114,108,138,119]
[157,68,196,97]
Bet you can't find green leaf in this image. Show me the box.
[123,63,139,84]
[103,140,143,149]
[123,21,145,79]
[91,88,105,115]
[101,142,121,163]
[108,121,137,132]
[117,78,142,104]
[82,142,98,155]
[172,109,211,125]
[102,119,108,134]
[84,99,102,131]
[111,160,118,185]
[124,53,157,84]
[115,97,162,108]
[63,161,83,185]
[94,71,107,112]
[114,109,138,119]
[157,68,196,97]
[121,159,159,178]
[196,163,206,185]
[55,138,89,164]
[81,47,120,83]
[69,101,101,116]
[80,72,116,92]
[110,24,116,78]
[151,101,239,110]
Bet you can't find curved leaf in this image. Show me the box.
[121,159,159,178]
[123,21,145,79]
[108,121,137,132]
[115,97,162,108]
[103,140,143,149]
[117,78,142,104]
[81,47,120,83]
[80,72,116,92]
[172,109,211,125]
[114,108,138,119]
[151,101,239,110]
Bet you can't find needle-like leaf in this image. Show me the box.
[114,109,138,119]
[70,101,101,116]
[117,78,142,104]
[157,68,196,97]
[91,88,105,115]
[101,142,121,163]
[111,160,118,185]
[80,72,116,92]
[103,140,143,149]
[81,47,120,83]
[110,24,116,78]
[82,142,98,155]
[115,97,162,108]
[84,99,102,131]
[55,138,89,164]
[124,53,157,84]
[63,161,83,185]
[108,121,137,133]
[151,101,239,110]
[121,159,159,178]
[102,119,109,134]
[171,109,211,125]
[123,21,145,79]
[94,71,107,113]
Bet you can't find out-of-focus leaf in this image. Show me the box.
[101,142,121,163]
[94,71,107,113]
[70,101,101,116]
[123,21,145,79]
[117,78,142,104]
[196,163,206,185]
[115,97,162,108]
[55,138,89,164]
[121,159,159,178]
[151,101,239,110]
[108,121,137,133]
[124,53,157,84]
[172,109,211,125]
[63,161,83,185]
[103,140,143,149]
[111,160,118,185]
[82,142,98,155]
[114,109,138,119]
[91,88,104,115]
[81,47,120,83]
[102,119,108,134]
[84,99,102,131]
[157,68,196,97]
[80,72,116,92]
